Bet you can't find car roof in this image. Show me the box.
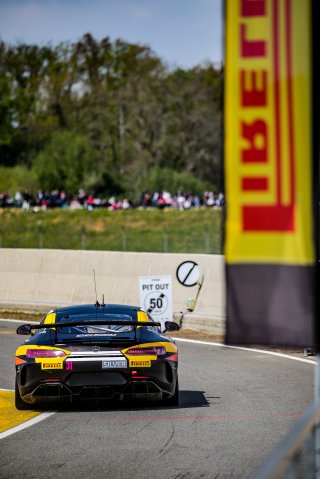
[53,304,142,316]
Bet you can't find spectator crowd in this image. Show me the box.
[0,189,225,212]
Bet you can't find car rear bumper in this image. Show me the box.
[16,362,177,404]
[20,379,174,404]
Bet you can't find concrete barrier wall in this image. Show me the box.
[0,249,225,333]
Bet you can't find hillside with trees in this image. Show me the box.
[0,34,223,199]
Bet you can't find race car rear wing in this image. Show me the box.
[17,320,161,335]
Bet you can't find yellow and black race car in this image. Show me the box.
[15,303,179,409]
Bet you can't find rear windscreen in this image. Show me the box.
[55,313,135,341]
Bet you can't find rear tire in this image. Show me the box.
[166,378,179,406]
[15,378,32,410]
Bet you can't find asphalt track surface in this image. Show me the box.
[0,319,314,479]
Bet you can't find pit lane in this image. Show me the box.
[0,319,313,479]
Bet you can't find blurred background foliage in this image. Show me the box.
[0,34,223,199]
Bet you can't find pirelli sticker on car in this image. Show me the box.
[41,362,63,370]
[129,359,151,368]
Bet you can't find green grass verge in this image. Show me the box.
[0,207,223,254]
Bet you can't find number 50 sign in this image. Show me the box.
[139,276,172,329]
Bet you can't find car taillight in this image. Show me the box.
[26,349,66,358]
[126,346,166,355]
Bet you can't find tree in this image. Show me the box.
[0,34,224,196]
[33,130,97,193]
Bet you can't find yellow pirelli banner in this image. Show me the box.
[225,0,316,346]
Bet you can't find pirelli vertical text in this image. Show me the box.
[225,0,316,347]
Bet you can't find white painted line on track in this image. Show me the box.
[0,389,56,440]
[172,337,316,365]
[0,412,56,440]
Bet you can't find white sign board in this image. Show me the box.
[139,275,172,329]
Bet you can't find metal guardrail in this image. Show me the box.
[250,400,320,479]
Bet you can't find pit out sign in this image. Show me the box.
[139,276,172,329]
